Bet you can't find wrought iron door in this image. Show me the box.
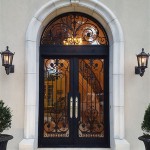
[39,12,109,148]
[39,46,109,148]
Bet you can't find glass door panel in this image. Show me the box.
[43,58,70,138]
[78,59,104,138]
[39,56,109,148]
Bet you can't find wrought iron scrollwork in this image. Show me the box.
[78,59,104,137]
[79,59,103,94]
[44,59,70,137]
[41,13,108,45]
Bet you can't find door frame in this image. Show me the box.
[38,45,110,148]
[21,1,127,149]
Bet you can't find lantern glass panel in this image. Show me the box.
[137,56,147,67]
[3,54,13,66]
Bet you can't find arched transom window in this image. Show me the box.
[40,12,108,45]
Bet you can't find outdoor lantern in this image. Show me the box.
[0,46,15,75]
[135,48,150,77]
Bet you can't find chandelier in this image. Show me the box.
[63,37,82,45]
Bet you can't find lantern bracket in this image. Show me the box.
[135,66,145,77]
[5,65,14,75]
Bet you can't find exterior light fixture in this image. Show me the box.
[0,46,15,75]
[63,37,82,45]
[135,48,150,77]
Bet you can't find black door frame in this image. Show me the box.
[38,45,110,148]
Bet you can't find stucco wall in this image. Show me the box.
[0,0,150,150]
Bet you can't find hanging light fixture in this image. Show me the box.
[0,46,15,75]
[63,37,82,45]
[135,48,150,77]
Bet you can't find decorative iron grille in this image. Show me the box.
[40,12,108,45]
[44,59,70,137]
[78,59,104,137]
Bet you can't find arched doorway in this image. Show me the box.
[19,1,130,150]
[38,12,109,148]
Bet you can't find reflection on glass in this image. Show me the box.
[43,59,70,138]
[78,59,104,138]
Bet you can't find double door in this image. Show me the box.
[39,46,109,148]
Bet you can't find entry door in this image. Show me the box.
[39,46,110,148]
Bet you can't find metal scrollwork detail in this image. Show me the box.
[45,59,69,80]
[79,108,104,135]
[41,13,108,45]
[78,59,104,137]
[44,59,69,137]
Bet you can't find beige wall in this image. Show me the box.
[0,0,150,150]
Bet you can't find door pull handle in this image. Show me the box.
[70,97,73,118]
[75,97,78,118]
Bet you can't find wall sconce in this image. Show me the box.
[0,46,15,75]
[135,48,150,77]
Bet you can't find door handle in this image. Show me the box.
[75,97,78,118]
[70,97,73,118]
